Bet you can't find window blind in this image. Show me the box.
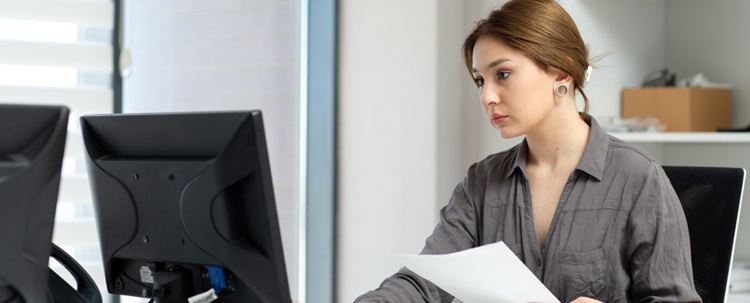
[0,1,115,302]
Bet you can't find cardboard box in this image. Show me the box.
[622,87,731,132]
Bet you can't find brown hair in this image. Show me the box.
[462,0,591,116]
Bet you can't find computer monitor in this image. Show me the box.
[80,111,291,303]
[0,104,69,303]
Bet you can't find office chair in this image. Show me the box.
[47,244,103,303]
[663,166,746,303]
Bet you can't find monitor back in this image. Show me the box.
[0,104,69,303]
[81,111,291,303]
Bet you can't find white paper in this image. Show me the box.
[187,288,218,303]
[390,242,560,303]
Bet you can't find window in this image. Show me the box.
[0,0,115,302]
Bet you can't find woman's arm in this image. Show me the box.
[627,163,701,302]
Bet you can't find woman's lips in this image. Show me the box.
[491,113,508,124]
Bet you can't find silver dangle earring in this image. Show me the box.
[555,83,569,97]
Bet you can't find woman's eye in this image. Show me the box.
[498,71,510,80]
[473,78,485,87]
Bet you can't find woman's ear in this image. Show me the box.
[548,66,572,83]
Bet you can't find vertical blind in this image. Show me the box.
[0,0,115,302]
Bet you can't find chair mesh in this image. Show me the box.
[663,166,744,303]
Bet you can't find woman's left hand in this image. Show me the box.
[569,297,603,303]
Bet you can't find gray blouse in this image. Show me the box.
[355,117,701,303]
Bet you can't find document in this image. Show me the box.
[390,242,560,303]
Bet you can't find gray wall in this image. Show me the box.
[666,0,750,128]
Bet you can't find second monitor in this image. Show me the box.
[80,111,291,303]
[0,104,68,303]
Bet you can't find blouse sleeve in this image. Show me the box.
[354,171,479,303]
[627,163,702,302]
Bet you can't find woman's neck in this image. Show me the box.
[525,109,591,170]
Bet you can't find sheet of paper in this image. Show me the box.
[390,242,560,303]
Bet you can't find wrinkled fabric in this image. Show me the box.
[355,117,701,303]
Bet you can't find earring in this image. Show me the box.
[555,83,569,97]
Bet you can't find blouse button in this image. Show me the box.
[536,259,542,267]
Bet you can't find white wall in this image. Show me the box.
[666,0,750,128]
[437,0,468,218]
[337,1,466,302]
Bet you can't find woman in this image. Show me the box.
[354,0,701,302]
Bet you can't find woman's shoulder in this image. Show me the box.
[454,143,524,201]
[465,143,523,183]
[602,135,672,196]
[605,134,661,172]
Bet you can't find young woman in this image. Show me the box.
[354,0,701,302]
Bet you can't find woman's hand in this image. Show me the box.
[570,297,603,303]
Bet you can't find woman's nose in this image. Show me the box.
[480,85,499,106]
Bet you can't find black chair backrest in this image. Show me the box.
[663,166,745,303]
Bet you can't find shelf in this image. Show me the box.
[609,132,750,143]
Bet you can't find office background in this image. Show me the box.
[1,1,750,303]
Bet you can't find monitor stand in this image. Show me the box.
[143,267,195,303]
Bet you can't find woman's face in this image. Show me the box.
[471,37,558,139]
